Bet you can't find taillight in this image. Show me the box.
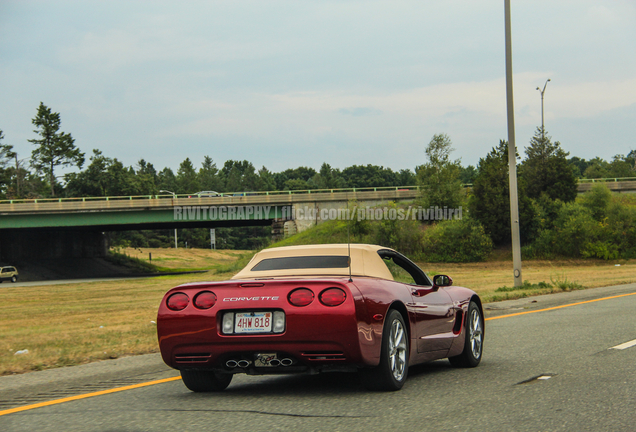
[319,288,346,306]
[194,291,217,309]
[167,292,189,311]
[288,288,314,307]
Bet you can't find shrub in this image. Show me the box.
[580,183,612,221]
[552,202,602,256]
[605,201,636,258]
[419,217,493,262]
[523,196,636,260]
[581,241,619,260]
[524,201,602,258]
[549,274,584,291]
[371,202,424,257]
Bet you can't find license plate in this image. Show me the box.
[254,353,277,367]
[234,311,272,333]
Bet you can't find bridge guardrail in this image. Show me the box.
[0,185,422,206]
[577,177,636,183]
[1,177,635,206]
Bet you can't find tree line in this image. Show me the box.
[1,103,423,199]
[411,129,636,261]
[2,102,635,257]
[1,102,634,200]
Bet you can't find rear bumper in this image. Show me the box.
[166,339,362,374]
[158,312,367,372]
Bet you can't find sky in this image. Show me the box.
[1,0,635,176]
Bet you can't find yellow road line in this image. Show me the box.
[486,291,636,321]
[3,291,635,417]
[0,376,181,417]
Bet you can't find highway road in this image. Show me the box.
[1,284,635,431]
[2,271,207,287]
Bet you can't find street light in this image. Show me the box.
[536,78,551,138]
[160,189,178,249]
[505,0,522,288]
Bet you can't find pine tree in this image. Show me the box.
[469,140,535,245]
[176,158,200,194]
[520,127,577,202]
[29,102,84,196]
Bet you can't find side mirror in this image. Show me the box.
[432,274,453,288]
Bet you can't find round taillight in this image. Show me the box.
[167,292,189,311]
[194,291,217,309]
[319,288,346,306]
[288,288,314,307]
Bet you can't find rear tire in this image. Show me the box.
[360,309,409,391]
[449,301,483,368]
[180,369,233,392]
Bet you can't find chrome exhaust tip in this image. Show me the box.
[269,359,281,366]
[280,358,293,366]
[237,360,251,368]
[226,360,238,368]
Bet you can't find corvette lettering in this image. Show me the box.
[223,296,279,302]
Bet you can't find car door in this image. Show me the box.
[379,250,456,354]
[409,285,455,353]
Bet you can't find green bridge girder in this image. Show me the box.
[0,188,421,231]
[0,205,292,230]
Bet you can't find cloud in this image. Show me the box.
[338,107,383,117]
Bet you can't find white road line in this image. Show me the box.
[610,339,636,350]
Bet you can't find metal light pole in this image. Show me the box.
[504,0,523,287]
[536,78,551,138]
[160,189,178,249]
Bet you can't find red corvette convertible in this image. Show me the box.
[157,244,484,392]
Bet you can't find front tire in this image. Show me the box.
[11,276,17,283]
[449,301,483,368]
[361,309,409,391]
[180,369,232,392]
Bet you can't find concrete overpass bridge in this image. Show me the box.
[0,186,420,260]
[1,179,634,261]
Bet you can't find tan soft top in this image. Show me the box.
[231,244,394,280]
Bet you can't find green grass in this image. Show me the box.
[104,250,160,273]
[215,251,257,274]
[487,275,585,302]
[270,220,356,248]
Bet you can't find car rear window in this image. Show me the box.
[250,255,350,271]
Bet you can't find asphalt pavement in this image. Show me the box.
[1,283,635,431]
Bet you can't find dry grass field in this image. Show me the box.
[119,247,250,271]
[1,247,635,375]
[420,259,636,301]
